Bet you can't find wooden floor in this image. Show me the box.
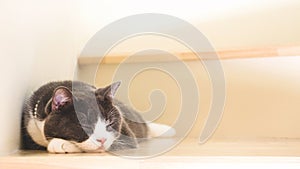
[1,138,300,169]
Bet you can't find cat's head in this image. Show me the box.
[44,82,122,152]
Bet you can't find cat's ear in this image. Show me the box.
[97,81,121,100]
[51,87,73,112]
[109,81,121,98]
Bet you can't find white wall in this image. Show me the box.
[78,0,300,54]
[0,0,80,155]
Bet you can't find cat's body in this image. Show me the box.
[22,81,172,153]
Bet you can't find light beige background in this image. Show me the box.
[78,56,300,139]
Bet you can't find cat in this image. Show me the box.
[21,80,175,153]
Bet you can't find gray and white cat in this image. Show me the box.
[21,81,175,153]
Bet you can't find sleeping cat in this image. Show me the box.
[22,81,175,153]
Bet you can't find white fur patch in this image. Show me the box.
[47,138,82,153]
[27,118,49,147]
[147,123,176,138]
[76,118,115,152]
[75,137,105,153]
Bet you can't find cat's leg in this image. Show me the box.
[47,138,82,153]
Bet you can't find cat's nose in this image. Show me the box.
[96,138,107,144]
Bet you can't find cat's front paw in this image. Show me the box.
[47,138,82,153]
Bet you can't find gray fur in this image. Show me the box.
[21,81,148,151]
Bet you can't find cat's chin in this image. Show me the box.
[74,137,111,153]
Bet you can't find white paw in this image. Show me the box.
[47,138,82,153]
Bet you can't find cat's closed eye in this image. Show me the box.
[106,123,114,132]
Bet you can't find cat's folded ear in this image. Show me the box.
[52,86,73,112]
[96,81,121,100]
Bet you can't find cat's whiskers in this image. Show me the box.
[114,140,128,144]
